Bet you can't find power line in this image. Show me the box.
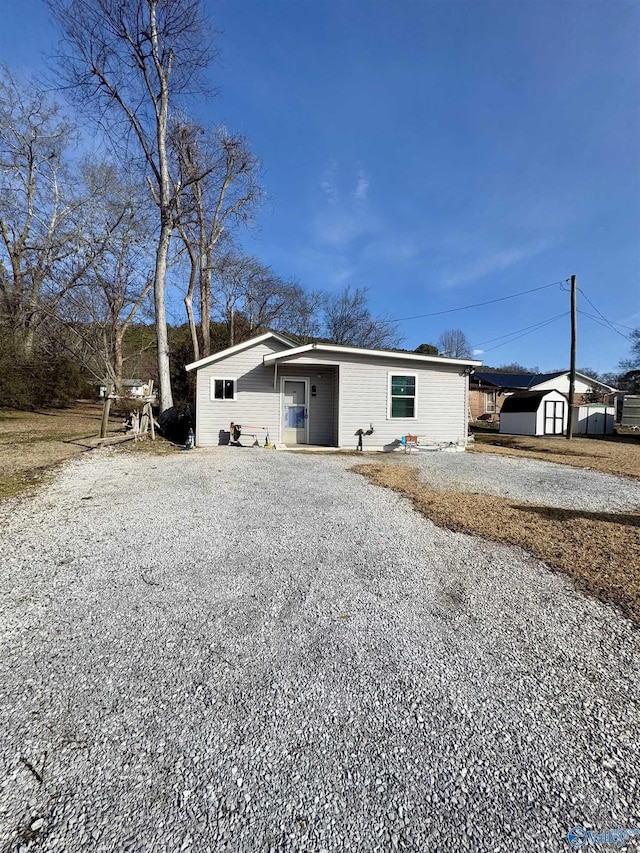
[577,309,632,341]
[479,313,568,354]
[390,280,567,323]
[470,311,567,348]
[563,282,636,337]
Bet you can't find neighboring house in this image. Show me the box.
[185,332,481,450]
[98,379,153,399]
[469,370,616,420]
[499,390,568,436]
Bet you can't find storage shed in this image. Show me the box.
[499,390,568,436]
[571,404,615,435]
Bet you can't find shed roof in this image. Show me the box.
[500,391,560,413]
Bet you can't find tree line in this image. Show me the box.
[0,0,401,411]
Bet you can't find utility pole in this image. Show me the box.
[567,274,577,440]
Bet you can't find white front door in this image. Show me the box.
[281,378,309,444]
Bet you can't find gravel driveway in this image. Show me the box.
[410,449,640,512]
[1,448,639,852]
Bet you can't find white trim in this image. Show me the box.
[210,377,237,401]
[387,371,418,420]
[280,375,310,445]
[185,332,296,371]
[264,342,482,368]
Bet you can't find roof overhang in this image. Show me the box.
[264,342,482,368]
[185,331,296,372]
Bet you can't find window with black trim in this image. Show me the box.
[211,378,236,401]
[389,374,416,418]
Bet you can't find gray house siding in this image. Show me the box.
[269,351,469,448]
[194,339,289,446]
[193,337,471,449]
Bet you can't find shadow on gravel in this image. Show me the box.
[521,506,640,528]
[353,461,640,626]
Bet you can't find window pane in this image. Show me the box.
[391,376,415,396]
[214,379,223,399]
[392,397,415,418]
[224,379,234,399]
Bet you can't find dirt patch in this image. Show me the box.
[353,461,640,625]
[472,433,640,479]
[0,402,180,500]
[0,402,121,499]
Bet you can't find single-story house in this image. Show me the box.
[185,332,482,450]
[499,390,568,436]
[98,379,153,399]
[469,370,616,420]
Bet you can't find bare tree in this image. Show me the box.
[274,287,323,343]
[57,163,155,391]
[0,68,95,357]
[48,0,213,412]
[437,328,472,359]
[210,252,303,347]
[172,122,262,361]
[322,286,402,349]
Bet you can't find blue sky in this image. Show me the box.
[1,0,638,372]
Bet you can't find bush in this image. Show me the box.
[0,340,86,409]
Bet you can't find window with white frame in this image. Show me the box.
[388,374,417,418]
[210,378,236,401]
[485,391,496,413]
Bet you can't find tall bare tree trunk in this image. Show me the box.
[200,266,211,358]
[113,330,124,396]
[154,212,174,411]
[184,268,200,363]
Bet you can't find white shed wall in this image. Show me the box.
[499,412,537,435]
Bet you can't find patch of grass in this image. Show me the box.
[0,471,45,500]
[0,401,121,503]
[353,461,640,625]
[472,433,640,479]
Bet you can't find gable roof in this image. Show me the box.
[473,371,537,389]
[263,341,482,368]
[500,390,563,413]
[185,331,296,372]
[474,370,616,392]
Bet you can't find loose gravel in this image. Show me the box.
[408,448,640,512]
[1,447,639,852]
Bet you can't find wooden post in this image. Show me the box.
[567,274,577,439]
[99,383,113,439]
[148,380,155,441]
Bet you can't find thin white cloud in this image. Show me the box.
[314,161,377,249]
[320,160,338,205]
[353,169,370,203]
[442,241,552,289]
[473,349,484,356]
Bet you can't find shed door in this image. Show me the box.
[281,379,308,444]
[544,400,565,435]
